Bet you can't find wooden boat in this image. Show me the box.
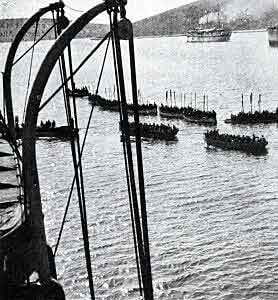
[160,104,217,125]
[15,125,78,139]
[90,94,158,115]
[224,110,278,125]
[67,86,90,97]
[127,122,179,141]
[184,115,217,126]
[205,130,268,155]
[160,105,184,119]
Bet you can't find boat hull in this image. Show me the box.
[15,126,78,139]
[186,29,231,43]
[187,34,231,42]
[184,116,217,126]
[128,123,178,141]
[268,27,278,47]
[160,111,184,119]
[205,137,267,155]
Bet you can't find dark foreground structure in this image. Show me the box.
[0,1,154,300]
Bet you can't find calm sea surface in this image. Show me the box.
[1,31,278,299]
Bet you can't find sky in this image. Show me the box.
[0,0,195,22]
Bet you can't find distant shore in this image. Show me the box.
[134,29,268,40]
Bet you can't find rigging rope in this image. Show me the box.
[108,11,143,296]
[23,20,38,121]
[111,9,153,300]
[52,10,71,123]
[109,6,154,299]
[12,22,58,67]
[39,32,111,112]
[64,2,85,13]
[54,36,111,257]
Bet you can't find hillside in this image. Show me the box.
[0,18,108,43]
[133,0,278,37]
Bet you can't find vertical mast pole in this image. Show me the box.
[129,25,154,300]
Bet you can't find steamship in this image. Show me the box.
[186,27,232,42]
[186,6,231,43]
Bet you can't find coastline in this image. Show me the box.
[134,29,267,40]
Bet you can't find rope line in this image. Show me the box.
[53,11,114,299]
[109,11,143,296]
[23,20,38,121]
[39,32,111,112]
[54,34,111,256]
[66,42,96,299]
[52,10,71,124]
[12,22,58,67]
[112,9,152,299]
[64,2,85,13]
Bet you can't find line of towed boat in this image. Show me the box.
[75,89,272,154]
[89,94,158,116]
[160,104,217,125]
[88,94,217,126]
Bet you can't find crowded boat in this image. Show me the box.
[68,85,90,97]
[160,104,184,119]
[89,94,158,115]
[160,104,217,125]
[15,118,77,139]
[225,109,278,124]
[204,129,268,154]
[123,122,179,141]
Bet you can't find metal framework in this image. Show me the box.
[1,1,154,299]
